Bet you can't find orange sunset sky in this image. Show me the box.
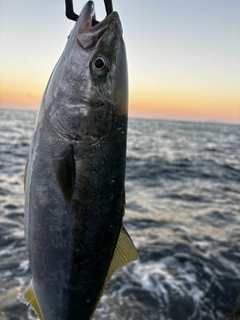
[0,0,240,123]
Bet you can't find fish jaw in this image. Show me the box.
[76,1,123,50]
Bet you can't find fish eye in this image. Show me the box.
[92,54,109,76]
[95,57,105,69]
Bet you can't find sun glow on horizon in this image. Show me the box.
[1,86,239,124]
[1,72,239,123]
[1,1,239,124]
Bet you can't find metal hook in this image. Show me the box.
[104,0,113,16]
[65,0,113,21]
[65,0,79,21]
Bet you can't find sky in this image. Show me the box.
[0,0,240,122]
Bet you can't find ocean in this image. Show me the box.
[0,108,239,320]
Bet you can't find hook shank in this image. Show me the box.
[65,0,79,21]
[65,0,113,21]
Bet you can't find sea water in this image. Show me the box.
[0,109,239,320]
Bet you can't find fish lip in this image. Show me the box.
[77,1,121,35]
[75,1,121,50]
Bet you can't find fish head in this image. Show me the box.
[43,1,128,142]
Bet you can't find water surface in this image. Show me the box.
[0,109,239,319]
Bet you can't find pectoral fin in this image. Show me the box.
[90,226,138,319]
[53,145,75,203]
[21,280,43,320]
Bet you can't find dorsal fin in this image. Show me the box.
[90,225,138,319]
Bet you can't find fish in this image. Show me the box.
[21,1,138,319]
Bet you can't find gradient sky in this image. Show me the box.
[0,0,240,122]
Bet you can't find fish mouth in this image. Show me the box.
[78,1,116,29]
[76,1,122,49]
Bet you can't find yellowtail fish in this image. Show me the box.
[22,1,138,319]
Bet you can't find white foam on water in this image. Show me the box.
[3,271,12,277]
[17,260,29,274]
[0,244,14,257]
[15,276,26,287]
[112,256,220,320]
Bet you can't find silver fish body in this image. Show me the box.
[23,1,138,319]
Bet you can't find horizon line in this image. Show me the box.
[0,106,239,126]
